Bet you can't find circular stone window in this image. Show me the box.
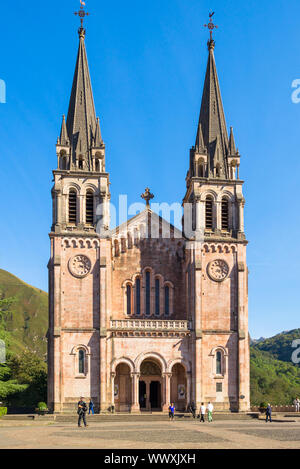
[68,255,92,278]
[207,259,229,282]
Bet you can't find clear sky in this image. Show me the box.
[0,0,299,339]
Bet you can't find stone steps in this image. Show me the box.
[2,412,258,422]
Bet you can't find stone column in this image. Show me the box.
[146,380,151,410]
[131,373,140,413]
[195,197,205,241]
[111,372,115,410]
[194,244,203,412]
[55,189,62,226]
[79,194,84,225]
[99,242,107,412]
[196,199,201,232]
[186,372,191,409]
[52,239,62,412]
[162,373,171,411]
[237,252,250,412]
[238,199,245,233]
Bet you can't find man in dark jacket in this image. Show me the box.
[266,403,272,422]
[189,402,196,419]
[77,397,88,427]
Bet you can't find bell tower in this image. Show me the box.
[48,10,111,412]
[183,14,250,412]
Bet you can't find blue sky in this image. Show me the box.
[0,0,299,339]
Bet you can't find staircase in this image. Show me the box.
[1,412,259,422]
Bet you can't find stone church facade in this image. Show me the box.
[47,23,250,413]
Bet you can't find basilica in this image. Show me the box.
[47,14,250,413]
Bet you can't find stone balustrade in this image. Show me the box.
[109,319,190,331]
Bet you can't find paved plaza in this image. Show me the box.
[0,416,300,449]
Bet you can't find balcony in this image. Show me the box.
[109,319,190,338]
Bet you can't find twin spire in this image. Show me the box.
[58,11,239,179]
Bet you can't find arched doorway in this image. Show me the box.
[139,359,162,411]
[114,363,132,412]
[170,363,187,411]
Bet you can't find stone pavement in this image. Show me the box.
[0,416,300,449]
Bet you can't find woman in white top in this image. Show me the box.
[199,403,206,422]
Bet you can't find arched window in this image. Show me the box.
[68,190,77,224]
[216,164,220,177]
[61,156,67,170]
[121,238,126,253]
[221,197,229,231]
[78,349,85,374]
[78,156,83,170]
[205,196,213,230]
[127,232,132,249]
[95,159,100,172]
[145,271,151,316]
[126,284,132,315]
[198,163,204,177]
[114,240,119,257]
[165,285,170,316]
[135,278,141,315]
[216,351,222,375]
[86,191,94,225]
[155,278,160,316]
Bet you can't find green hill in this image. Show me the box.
[0,269,48,358]
[250,346,300,405]
[252,329,300,364]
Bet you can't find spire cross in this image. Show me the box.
[204,12,218,41]
[74,1,89,29]
[141,187,154,206]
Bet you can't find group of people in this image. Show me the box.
[77,397,300,426]
[169,402,214,422]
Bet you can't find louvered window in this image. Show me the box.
[68,190,77,224]
[86,191,94,225]
[205,197,213,230]
[221,198,229,231]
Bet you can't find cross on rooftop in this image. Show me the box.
[141,188,154,206]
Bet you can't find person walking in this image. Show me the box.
[77,396,88,427]
[265,403,272,423]
[207,402,214,422]
[189,402,196,419]
[199,403,206,423]
[293,398,300,412]
[169,403,175,421]
[88,398,94,415]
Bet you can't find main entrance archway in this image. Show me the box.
[139,359,162,411]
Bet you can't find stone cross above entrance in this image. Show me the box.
[141,187,154,206]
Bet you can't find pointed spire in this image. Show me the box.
[59,115,69,146]
[195,28,229,178]
[195,122,206,153]
[94,117,102,147]
[66,28,97,170]
[228,126,236,155]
